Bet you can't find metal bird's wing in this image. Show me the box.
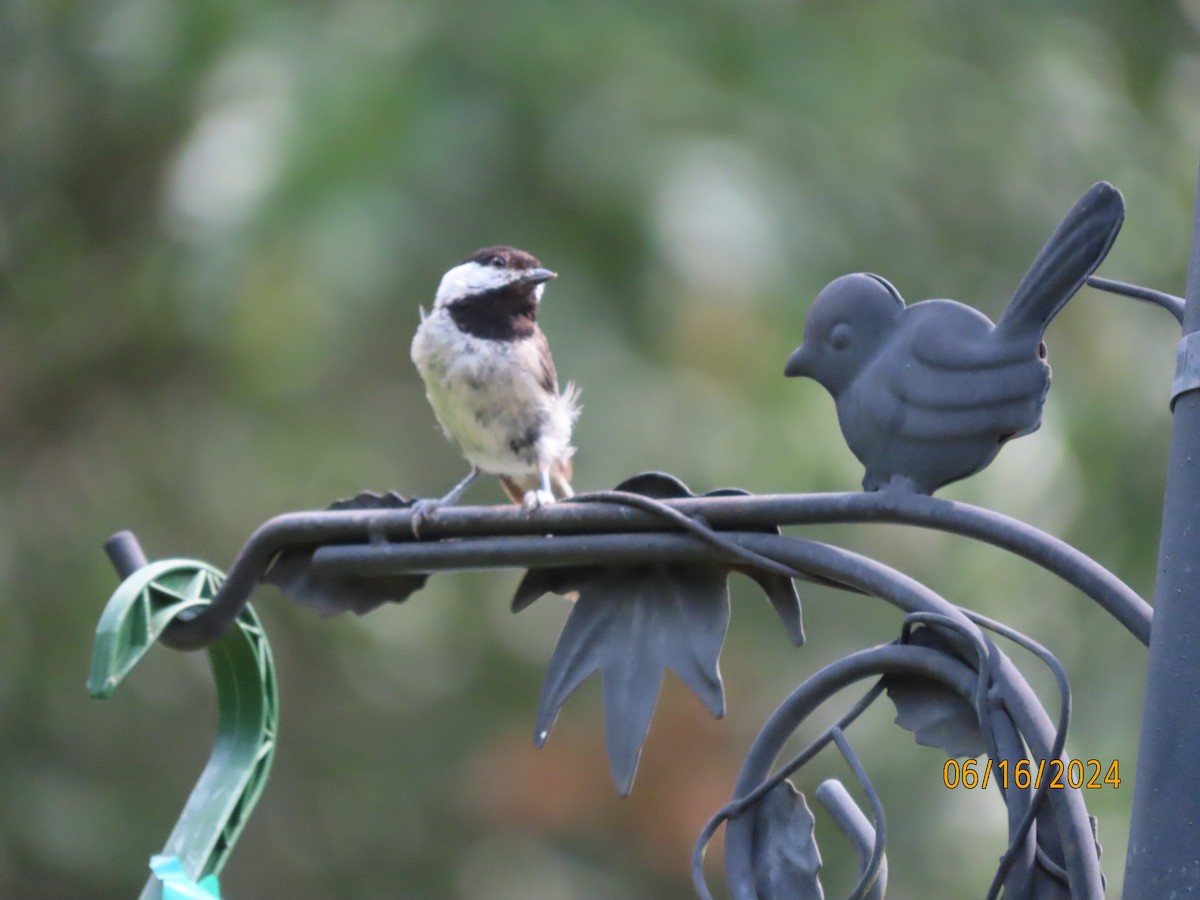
[859,316,1051,442]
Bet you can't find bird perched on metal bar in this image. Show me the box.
[785,181,1125,494]
[410,246,579,529]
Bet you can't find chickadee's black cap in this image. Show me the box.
[467,246,543,270]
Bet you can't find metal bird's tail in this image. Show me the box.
[996,181,1125,342]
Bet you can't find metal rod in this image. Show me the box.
[816,779,888,900]
[153,491,1151,650]
[1086,275,1185,323]
[104,530,148,580]
[830,729,886,900]
[1123,160,1200,897]
[310,533,744,572]
[311,527,1148,641]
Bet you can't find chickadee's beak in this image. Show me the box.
[784,344,811,377]
[517,268,557,286]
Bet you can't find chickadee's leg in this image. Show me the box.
[550,468,574,500]
[411,466,480,537]
[521,465,557,512]
[440,466,482,506]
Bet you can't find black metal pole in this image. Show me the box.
[1123,161,1200,896]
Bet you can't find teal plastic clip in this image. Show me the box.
[89,551,278,900]
[150,855,221,899]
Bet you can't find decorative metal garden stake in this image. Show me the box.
[90,173,1196,898]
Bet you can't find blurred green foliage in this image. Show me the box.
[2,0,1197,896]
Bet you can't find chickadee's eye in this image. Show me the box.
[829,322,852,351]
[488,255,506,267]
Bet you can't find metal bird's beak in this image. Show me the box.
[518,268,558,286]
[784,344,811,377]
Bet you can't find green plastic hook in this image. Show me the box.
[89,543,278,900]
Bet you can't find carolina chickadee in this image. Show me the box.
[410,246,579,528]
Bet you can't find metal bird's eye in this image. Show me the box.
[829,322,852,351]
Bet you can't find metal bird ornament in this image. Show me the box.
[785,182,1125,494]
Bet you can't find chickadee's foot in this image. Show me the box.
[409,499,444,538]
[411,466,481,537]
[522,489,556,513]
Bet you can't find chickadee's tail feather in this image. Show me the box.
[499,477,526,505]
[560,381,582,425]
[551,462,574,499]
[499,459,574,505]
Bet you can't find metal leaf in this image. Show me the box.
[885,628,986,757]
[706,487,804,646]
[327,489,424,512]
[616,470,694,499]
[884,673,986,758]
[513,471,804,637]
[531,561,729,795]
[751,781,824,900]
[515,472,804,794]
[263,490,429,616]
[512,566,578,613]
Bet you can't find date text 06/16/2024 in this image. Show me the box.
[943,758,1121,791]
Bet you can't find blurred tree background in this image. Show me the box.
[2,0,1197,896]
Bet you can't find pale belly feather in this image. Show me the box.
[412,311,574,477]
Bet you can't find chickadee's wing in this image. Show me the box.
[533,327,560,395]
